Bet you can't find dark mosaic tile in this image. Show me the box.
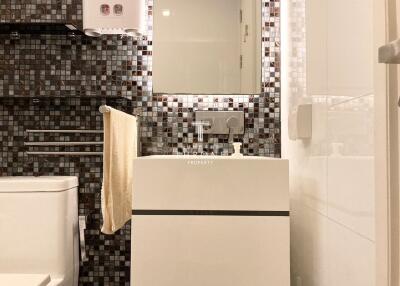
[0,0,81,25]
[0,34,149,99]
[0,0,280,285]
[0,97,133,286]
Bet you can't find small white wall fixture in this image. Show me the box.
[288,104,313,140]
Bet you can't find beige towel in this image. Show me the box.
[101,107,137,234]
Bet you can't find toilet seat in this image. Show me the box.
[0,273,51,286]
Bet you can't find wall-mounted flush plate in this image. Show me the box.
[195,111,244,135]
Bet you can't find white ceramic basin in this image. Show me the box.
[132,155,289,211]
[131,155,291,286]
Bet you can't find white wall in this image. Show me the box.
[282,0,376,285]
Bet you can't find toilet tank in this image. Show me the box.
[0,176,79,286]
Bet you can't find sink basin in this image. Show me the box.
[132,155,289,211]
[131,154,290,286]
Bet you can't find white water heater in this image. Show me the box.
[83,0,145,37]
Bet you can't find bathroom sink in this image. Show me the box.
[131,155,290,286]
[132,155,289,211]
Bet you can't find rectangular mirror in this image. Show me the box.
[153,0,262,95]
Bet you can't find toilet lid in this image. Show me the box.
[0,273,51,286]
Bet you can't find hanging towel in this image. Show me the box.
[101,107,137,234]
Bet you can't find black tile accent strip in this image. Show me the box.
[132,210,290,217]
[0,23,82,35]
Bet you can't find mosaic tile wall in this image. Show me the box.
[0,0,280,285]
[0,34,148,98]
[0,0,82,26]
[0,97,133,285]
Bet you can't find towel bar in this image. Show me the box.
[99,104,142,157]
[99,105,112,113]
[24,107,142,156]
[24,142,103,146]
[26,129,103,134]
[26,152,103,156]
[99,104,142,117]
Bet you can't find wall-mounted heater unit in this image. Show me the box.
[83,0,145,37]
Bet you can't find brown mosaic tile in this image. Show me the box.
[0,0,280,285]
[0,0,81,24]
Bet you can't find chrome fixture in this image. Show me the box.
[226,116,241,143]
[24,142,103,146]
[192,121,212,142]
[26,129,103,134]
[99,104,143,117]
[99,105,112,113]
[25,129,103,156]
[67,31,77,38]
[26,152,103,156]
[25,106,142,156]
[79,215,89,262]
[195,111,245,142]
[99,104,142,156]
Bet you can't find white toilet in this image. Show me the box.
[0,176,80,286]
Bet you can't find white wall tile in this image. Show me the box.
[326,219,375,286]
[283,0,375,284]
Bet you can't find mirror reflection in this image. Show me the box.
[153,0,262,95]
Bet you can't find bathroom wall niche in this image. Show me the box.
[153,0,262,95]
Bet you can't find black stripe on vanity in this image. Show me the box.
[132,210,290,217]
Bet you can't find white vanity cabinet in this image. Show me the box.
[131,156,290,286]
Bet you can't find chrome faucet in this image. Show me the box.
[194,111,245,143]
[193,120,212,142]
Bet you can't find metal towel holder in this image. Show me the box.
[25,105,141,156]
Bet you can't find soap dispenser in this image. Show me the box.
[232,142,243,157]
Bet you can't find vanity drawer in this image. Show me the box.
[132,157,289,212]
[131,215,290,286]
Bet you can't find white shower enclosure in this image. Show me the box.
[282,0,395,285]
